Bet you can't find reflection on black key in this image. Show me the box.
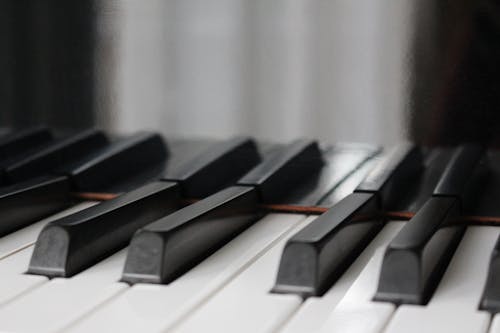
[28,137,262,278]
[3,129,109,184]
[480,236,500,313]
[122,139,324,284]
[0,176,71,237]
[273,192,380,297]
[122,186,260,284]
[0,127,53,160]
[375,144,486,305]
[28,181,180,277]
[272,143,423,297]
[374,197,462,304]
[163,137,260,198]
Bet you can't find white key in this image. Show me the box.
[384,227,497,333]
[279,221,404,333]
[171,217,318,333]
[0,246,47,306]
[317,248,396,333]
[65,214,308,333]
[0,249,128,333]
[489,315,500,332]
[0,202,97,260]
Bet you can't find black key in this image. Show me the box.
[374,197,462,304]
[273,192,380,297]
[122,139,324,284]
[65,132,168,191]
[163,136,260,198]
[355,143,423,208]
[122,186,260,284]
[0,176,71,237]
[28,137,262,278]
[237,139,324,202]
[0,127,53,160]
[3,129,109,184]
[28,181,180,277]
[480,235,500,313]
[272,143,423,297]
[374,143,487,305]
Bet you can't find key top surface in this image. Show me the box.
[163,136,261,198]
[28,181,181,278]
[122,185,261,284]
[0,127,53,162]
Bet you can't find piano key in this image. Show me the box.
[383,227,496,333]
[171,217,316,333]
[0,250,129,333]
[273,192,381,297]
[3,129,109,184]
[122,139,324,285]
[0,127,53,161]
[316,248,396,333]
[64,214,307,333]
[163,136,260,198]
[237,139,324,202]
[122,185,260,284]
[0,176,72,236]
[0,247,48,307]
[375,144,486,305]
[480,235,500,313]
[273,143,423,297]
[279,221,404,333]
[354,143,423,208]
[28,181,181,278]
[0,201,97,259]
[375,197,463,304]
[66,132,168,191]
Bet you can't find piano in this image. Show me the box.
[0,127,497,333]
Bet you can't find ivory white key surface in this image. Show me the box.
[384,227,498,333]
[279,221,404,333]
[171,217,318,333]
[0,202,97,260]
[0,249,128,333]
[0,246,47,306]
[317,248,396,333]
[65,214,308,333]
[489,315,500,332]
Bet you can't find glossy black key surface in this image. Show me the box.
[3,129,109,184]
[480,235,500,313]
[0,127,53,160]
[28,181,181,277]
[122,186,261,284]
[272,143,424,297]
[355,143,423,208]
[163,137,260,198]
[66,132,167,191]
[273,192,380,297]
[374,197,462,304]
[237,139,324,202]
[374,144,487,305]
[0,176,71,236]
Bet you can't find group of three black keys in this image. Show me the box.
[1,127,500,313]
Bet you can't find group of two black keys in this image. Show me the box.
[2,127,328,285]
[274,140,500,315]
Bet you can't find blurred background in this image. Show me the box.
[1,0,499,146]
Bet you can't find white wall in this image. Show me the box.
[104,0,415,145]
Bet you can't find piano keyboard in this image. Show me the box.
[1,128,500,333]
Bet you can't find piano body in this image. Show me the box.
[1,1,500,333]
